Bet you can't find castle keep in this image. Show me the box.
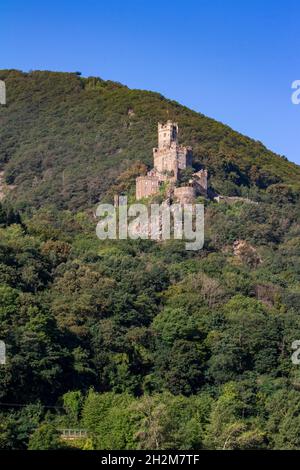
[153,121,192,177]
[136,121,207,203]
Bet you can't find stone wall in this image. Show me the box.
[136,175,160,200]
[174,186,195,205]
[214,195,258,205]
[177,146,193,169]
[153,145,178,175]
[153,144,192,175]
[193,169,208,196]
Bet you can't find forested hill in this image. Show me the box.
[0,69,299,211]
[1,70,300,451]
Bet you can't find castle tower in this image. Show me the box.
[136,121,196,200]
[153,120,192,177]
[158,121,178,149]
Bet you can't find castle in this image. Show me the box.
[136,121,207,204]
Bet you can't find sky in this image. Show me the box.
[1,0,299,164]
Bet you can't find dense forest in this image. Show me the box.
[0,70,300,450]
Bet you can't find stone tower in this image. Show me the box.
[153,121,192,178]
[136,121,205,201]
[157,121,178,149]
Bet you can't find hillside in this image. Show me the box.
[0,69,299,211]
[0,70,300,450]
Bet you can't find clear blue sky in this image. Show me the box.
[1,0,299,164]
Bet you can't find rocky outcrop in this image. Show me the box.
[233,240,262,268]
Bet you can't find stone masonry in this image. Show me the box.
[136,121,207,202]
[136,175,160,200]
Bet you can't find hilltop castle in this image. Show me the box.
[136,121,207,204]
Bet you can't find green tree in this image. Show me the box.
[28,423,62,450]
